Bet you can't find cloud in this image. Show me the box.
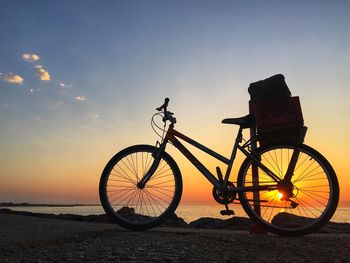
[59,82,72,88]
[22,53,40,62]
[21,54,52,82]
[35,66,51,81]
[29,88,40,93]
[75,96,86,101]
[3,73,24,84]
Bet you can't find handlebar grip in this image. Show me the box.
[156,97,170,111]
[164,98,169,107]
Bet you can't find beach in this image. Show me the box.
[1,212,350,262]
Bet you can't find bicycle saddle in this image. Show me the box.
[222,114,255,128]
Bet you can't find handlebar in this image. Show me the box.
[156,98,176,124]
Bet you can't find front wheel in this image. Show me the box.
[238,143,339,236]
[99,144,183,230]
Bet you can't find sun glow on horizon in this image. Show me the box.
[277,192,284,200]
[0,1,349,207]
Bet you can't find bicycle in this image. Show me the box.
[99,98,339,236]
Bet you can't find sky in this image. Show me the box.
[0,0,349,205]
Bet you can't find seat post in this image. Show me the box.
[250,126,261,213]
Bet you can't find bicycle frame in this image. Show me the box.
[139,123,282,193]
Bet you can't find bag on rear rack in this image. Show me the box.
[248,75,306,146]
[248,74,291,102]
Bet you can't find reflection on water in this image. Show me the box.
[2,204,350,223]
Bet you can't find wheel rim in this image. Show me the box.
[240,145,335,233]
[103,149,177,226]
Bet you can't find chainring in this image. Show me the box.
[212,182,237,205]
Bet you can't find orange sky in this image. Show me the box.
[0,1,349,207]
[1,107,349,206]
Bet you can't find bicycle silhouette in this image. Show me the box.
[99,97,339,236]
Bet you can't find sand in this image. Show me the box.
[1,213,350,262]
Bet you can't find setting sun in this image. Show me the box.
[277,192,284,200]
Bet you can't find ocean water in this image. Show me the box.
[3,204,350,224]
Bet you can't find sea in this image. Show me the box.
[2,204,350,224]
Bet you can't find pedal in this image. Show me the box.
[220,210,235,216]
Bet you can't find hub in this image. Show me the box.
[277,180,295,201]
[137,182,145,189]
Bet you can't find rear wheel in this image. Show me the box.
[238,143,339,236]
[99,144,182,230]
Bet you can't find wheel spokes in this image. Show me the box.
[243,145,332,231]
[106,150,176,223]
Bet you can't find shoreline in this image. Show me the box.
[0,202,99,207]
[1,208,350,233]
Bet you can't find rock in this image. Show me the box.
[116,207,135,217]
[271,212,310,228]
[0,208,115,224]
[0,208,19,214]
[162,213,188,228]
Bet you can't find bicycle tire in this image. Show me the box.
[99,144,183,230]
[238,143,339,236]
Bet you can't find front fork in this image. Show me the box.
[137,141,167,189]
